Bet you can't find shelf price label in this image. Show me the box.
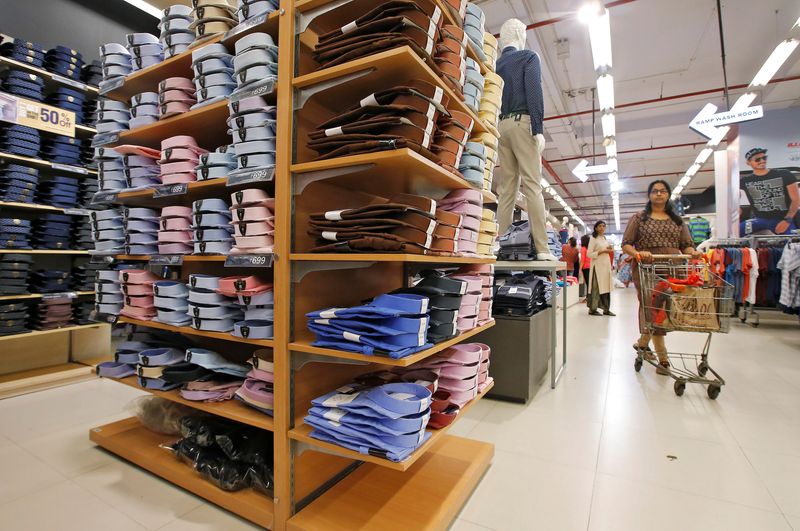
[42,291,78,300]
[229,78,275,103]
[153,183,188,198]
[91,190,119,204]
[0,91,76,137]
[224,254,274,268]
[91,132,119,147]
[227,166,274,187]
[51,75,88,92]
[224,13,268,39]
[99,77,124,95]
[151,255,184,266]
[51,162,88,174]
[63,208,90,216]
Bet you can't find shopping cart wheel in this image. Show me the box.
[634,358,643,372]
[674,380,686,397]
[707,384,721,400]
[697,362,709,377]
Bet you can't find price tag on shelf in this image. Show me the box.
[51,74,88,92]
[91,190,118,204]
[151,255,184,266]
[224,254,274,268]
[224,13,268,39]
[229,78,275,102]
[42,291,78,300]
[152,183,188,198]
[0,91,76,137]
[99,77,124,95]
[227,166,274,187]
[91,132,119,147]
[63,208,90,216]
[51,162,88,174]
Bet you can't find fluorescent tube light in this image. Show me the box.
[597,74,615,111]
[588,10,613,71]
[601,112,616,138]
[672,185,684,195]
[707,125,730,147]
[610,180,623,192]
[695,148,713,166]
[605,141,617,159]
[750,39,800,87]
[679,175,691,187]
[122,0,161,17]
[577,2,604,24]
[686,164,700,178]
[731,92,757,112]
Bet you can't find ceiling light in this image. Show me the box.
[610,180,623,192]
[707,125,730,147]
[577,2,604,24]
[122,0,161,17]
[686,163,700,178]
[750,38,800,87]
[540,178,549,188]
[673,184,684,195]
[678,175,691,187]
[607,158,618,172]
[605,141,617,159]
[608,171,619,182]
[597,74,615,110]
[601,112,616,138]
[588,9,612,71]
[695,148,713,166]
[731,92,758,112]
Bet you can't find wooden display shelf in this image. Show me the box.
[291,253,495,264]
[0,151,96,175]
[0,290,94,302]
[289,321,495,367]
[90,417,275,529]
[0,362,96,399]
[291,148,494,203]
[0,201,93,215]
[292,46,487,135]
[288,434,492,530]
[105,12,281,101]
[112,376,275,431]
[0,323,105,342]
[0,249,90,254]
[112,254,227,262]
[75,124,96,136]
[0,56,99,94]
[118,316,275,347]
[289,381,494,473]
[111,178,258,207]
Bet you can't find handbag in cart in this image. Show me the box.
[668,286,720,332]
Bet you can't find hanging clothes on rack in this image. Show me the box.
[777,242,800,314]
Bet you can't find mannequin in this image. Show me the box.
[496,18,557,261]
[559,216,569,244]
[568,223,575,239]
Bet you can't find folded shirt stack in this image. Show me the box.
[192,198,233,255]
[434,24,467,99]
[235,355,274,414]
[0,217,32,250]
[1,70,45,102]
[229,188,275,254]
[73,216,95,250]
[32,212,74,250]
[159,77,197,119]
[458,141,485,188]
[45,86,87,124]
[476,208,498,256]
[546,226,562,259]
[429,205,461,256]
[29,269,70,294]
[0,38,46,69]
[237,0,279,24]
[190,0,238,44]
[482,32,498,72]
[463,57,484,114]
[479,70,502,132]
[79,176,99,208]
[308,193,436,255]
[119,268,159,320]
[71,261,102,292]
[0,163,38,204]
[45,45,83,80]
[438,188,482,256]
[79,94,99,127]
[306,381,432,462]
[446,273,481,332]
[99,43,132,88]
[160,5,195,59]
[216,275,274,339]
[432,107,473,177]
[456,263,494,325]
[179,346,249,400]
[137,347,185,390]
[493,272,547,316]
[227,96,276,177]
[90,208,126,254]
[0,301,29,336]
[159,205,194,255]
[311,0,443,70]
[187,274,242,332]
[195,144,235,181]
[124,206,159,255]
[95,146,126,192]
[129,92,160,129]
[95,98,131,135]
[464,3,486,63]
[232,32,278,96]
[40,134,84,167]
[306,292,433,359]
[96,339,146,378]
[37,175,81,209]
[120,144,161,190]
[0,124,41,158]
[31,296,74,330]
[396,270,466,342]
[0,254,32,295]
[126,33,164,73]
[418,342,491,410]
[73,299,95,324]
[82,60,103,86]
[192,43,236,108]
[160,135,207,184]
[94,269,124,316]
[470,129,498,193]
[153,280,191,326]
[307,79,444,162]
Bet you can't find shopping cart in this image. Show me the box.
[635,255,734,399]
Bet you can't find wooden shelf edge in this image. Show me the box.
[90,417,274,529]
[0,151,96,175]
[0,363,95,399]
[289,320,495,367]
[111,254,228,262]
[114,100,229,145]
[113,178,231,205]
[288,380,493,471]
[0,291,94,302]
[118,316,276,347]
[290,253,496,264]
[0,323,105,342]
[0,56,99,94]
[0,249,91,254]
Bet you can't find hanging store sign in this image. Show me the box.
[690,102,764,139]
[571,159,615,182]
[0,91,76,137]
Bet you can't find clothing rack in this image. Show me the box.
[741,234,800,327]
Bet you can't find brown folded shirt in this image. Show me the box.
[312,236,427,254]
[310,212,436,234]
[308,126,434,156]
[311,112,434,140]
[311,225,433,248]
[311,137,436,161]
[314,34,434,69]
[316,0,442,44]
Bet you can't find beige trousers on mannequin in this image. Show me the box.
[497,114,549,255]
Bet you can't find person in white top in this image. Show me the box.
[746,247,759,304]
[587,220,615,316]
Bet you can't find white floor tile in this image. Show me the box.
[744,449,800,518]
[588,473,792,531]
[450,519,496,530]
[0,443,66,505]
[157,504,259,531]
[0,481,145,531]
[74,460,202,530]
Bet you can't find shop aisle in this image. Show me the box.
[0,288,798,531]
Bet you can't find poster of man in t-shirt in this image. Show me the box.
[739,147,799,235]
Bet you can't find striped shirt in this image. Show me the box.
[496,46,545,135]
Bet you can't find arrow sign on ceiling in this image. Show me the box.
[571,159,615,182]
[690,102,764,139]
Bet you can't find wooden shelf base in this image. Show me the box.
[289,381,493,471]
[291,253,496,264]
[90,417,274,529]
[0,363,95,400]
[287,434,493,530]
[119,316,275,347]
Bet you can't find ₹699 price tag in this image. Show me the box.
[16,97,76,137]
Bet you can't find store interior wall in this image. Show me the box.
[0,0,157,61]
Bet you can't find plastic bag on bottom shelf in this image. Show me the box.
[125,396,195,435]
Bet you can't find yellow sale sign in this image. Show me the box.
[0,91,76,137]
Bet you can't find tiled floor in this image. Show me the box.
[0,287,798,530]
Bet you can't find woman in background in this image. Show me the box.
[587,220,615,316]
[561,237,580,279]
[580,234,591,303]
